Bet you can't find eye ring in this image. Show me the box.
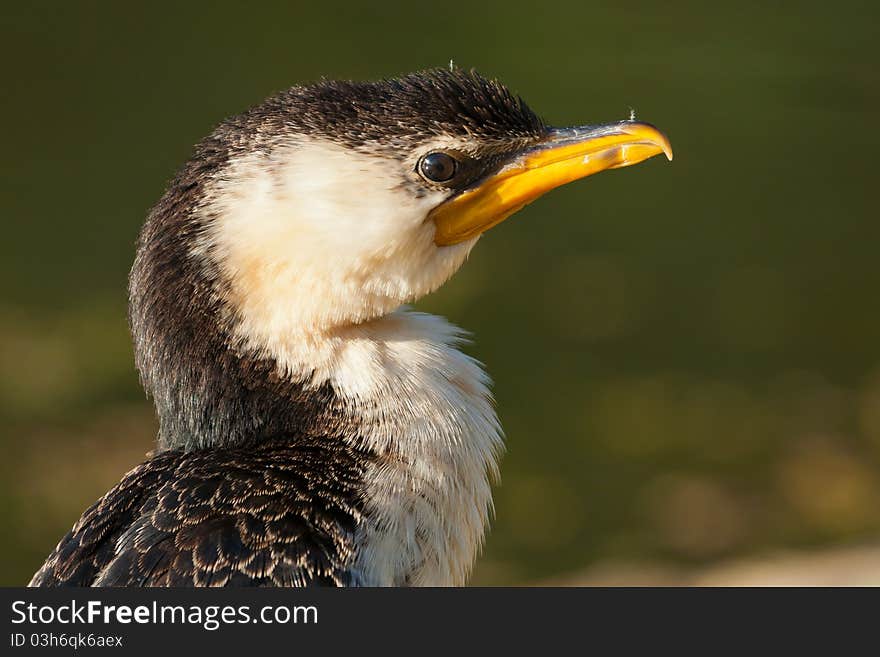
[418,152,458,183]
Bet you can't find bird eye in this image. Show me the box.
[418,152,457,183]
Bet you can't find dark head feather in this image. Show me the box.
[211,68,546,154]
[288,68,546,144]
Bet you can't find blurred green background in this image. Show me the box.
[2,1,879,585]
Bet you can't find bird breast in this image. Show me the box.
[290,309,504,585]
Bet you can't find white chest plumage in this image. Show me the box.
[333,311,504,586]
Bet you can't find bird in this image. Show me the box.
[30,68,671,587]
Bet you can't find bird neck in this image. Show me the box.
[130,289,353,451]
[131,227,501,459]
[128,219,350,450]
[132,248,504,582]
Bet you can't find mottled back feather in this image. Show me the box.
[31,437,370,587]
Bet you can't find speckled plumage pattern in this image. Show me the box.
[30,437,370,587]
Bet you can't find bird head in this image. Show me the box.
[130,69,671,446]
[184,69,671,342]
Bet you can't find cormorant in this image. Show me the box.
[30,69,671,587]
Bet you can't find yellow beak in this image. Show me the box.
[430,121,673,246]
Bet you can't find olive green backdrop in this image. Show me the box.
[1,1,878,585]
